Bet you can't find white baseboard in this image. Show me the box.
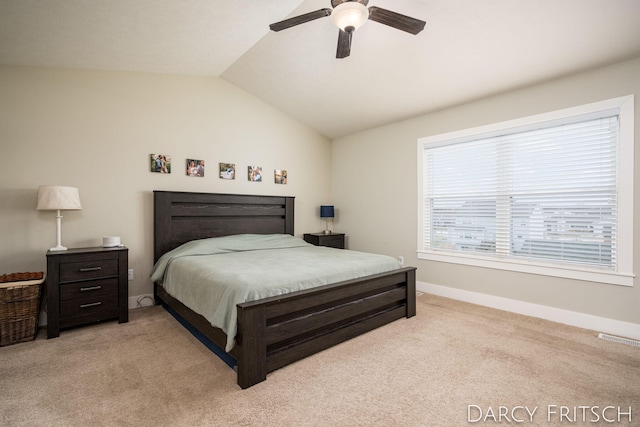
[129,294,155,309]
[417,281,640,341]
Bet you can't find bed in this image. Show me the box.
[153,190,417,389]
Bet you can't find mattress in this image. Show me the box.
[150,234,402,351]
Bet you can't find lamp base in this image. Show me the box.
[49,212,68,251]
[323,217,334,235]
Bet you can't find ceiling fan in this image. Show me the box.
[269,0,426,59]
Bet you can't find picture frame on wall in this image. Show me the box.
[248,166,262,182]
[274,169,287,184]
[219,163,235,180]
[187,159,205,177]
[150,154,171,173]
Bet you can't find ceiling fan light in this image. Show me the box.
[331,2,369,32]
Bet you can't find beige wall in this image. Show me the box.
[332,56,640,326]
[0,66,332,298]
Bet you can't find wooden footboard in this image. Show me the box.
[155,266,416,389]
[234,266,416,388]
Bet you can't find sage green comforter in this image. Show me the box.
[150,234,402,351]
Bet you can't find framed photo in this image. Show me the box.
[186,159,205,177]
[274,169,287,184]
[219,163,235,180]
[248,166,262,182]
[150,154,171,174]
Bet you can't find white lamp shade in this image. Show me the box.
[37,186,82,211]
[331,2,369,32]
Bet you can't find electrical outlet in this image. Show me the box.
[398,256,404,266]
[128,269,134,281]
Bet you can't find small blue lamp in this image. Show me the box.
[320,205,335,234]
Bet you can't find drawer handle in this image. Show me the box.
[80,302,102,308]
[80,285,102,292]
[79,267,102,272]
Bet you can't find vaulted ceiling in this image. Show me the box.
[2,0,640,139]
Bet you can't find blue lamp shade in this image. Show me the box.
[320,205,334,218]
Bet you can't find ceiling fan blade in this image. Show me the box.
[368,6,426,35]
[269,8,332,32]
[336,29,352,59]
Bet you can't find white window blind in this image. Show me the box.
[418,96,635,286]
[423,115,618,267]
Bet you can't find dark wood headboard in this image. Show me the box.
[153,191,295,263]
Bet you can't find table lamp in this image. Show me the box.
[320,205,334,234]
[37,186,82,251]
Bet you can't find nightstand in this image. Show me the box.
[303,233,345,249]
[46,246,128,338]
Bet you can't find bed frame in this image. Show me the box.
[153,190,416,388]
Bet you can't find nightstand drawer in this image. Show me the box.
[60,293,118,322]
[59,259,118,282]
[320,235,344,249]
[304,233,346,249]
[60,278,118,301]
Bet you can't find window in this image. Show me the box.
[417,96,634,286]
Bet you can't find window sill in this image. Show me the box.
[417,250,634,287]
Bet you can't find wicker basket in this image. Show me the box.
[0,272,44,346]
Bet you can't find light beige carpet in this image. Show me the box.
[1,294,638,427]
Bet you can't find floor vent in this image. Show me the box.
[598,333,640,348]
